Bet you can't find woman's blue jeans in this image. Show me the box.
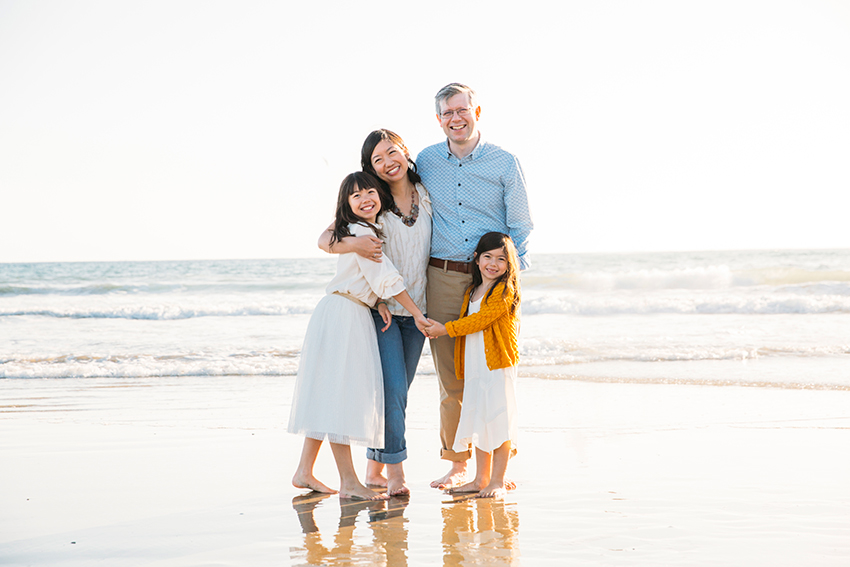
[366,310,426,464]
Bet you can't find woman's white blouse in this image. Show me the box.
[381,183,432,317]
[325,222,406,305]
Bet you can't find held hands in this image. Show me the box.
[422,318,447,339]
[413,314,430,337]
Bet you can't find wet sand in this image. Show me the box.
[1,374,849,566]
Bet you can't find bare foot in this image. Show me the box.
[365,474,388,488]
[387,477,410,496]
[445,479,483,494]
[365,460,388,487]
[477,482,508,499]
[339,484,390,501]
[430,461,468,489]
[505,478,516,490]
[386,463,409,496]
[292,473,337,494]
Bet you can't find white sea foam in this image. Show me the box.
[1,252,848,383]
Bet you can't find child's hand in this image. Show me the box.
[378,302,392,332]
[424,318,447,338]
[413,314,429,336]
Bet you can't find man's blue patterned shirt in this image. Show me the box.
[416,137,533,269]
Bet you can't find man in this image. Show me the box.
[417,83,532,489]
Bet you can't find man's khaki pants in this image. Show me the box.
[426,264,474,462]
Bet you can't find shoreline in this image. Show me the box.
[2,374,849,566]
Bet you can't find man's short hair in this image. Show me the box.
[434,83,478,114]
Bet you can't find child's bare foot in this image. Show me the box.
[339,484,390,501]
[292,473,337,494]
[445,479,483,494]
[477,481,508,499]
[430,461,468,489]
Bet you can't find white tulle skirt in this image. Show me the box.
[287,294,384,448]
[452,302,518,453]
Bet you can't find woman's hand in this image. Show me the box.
[423,318,447,338]
[414,314,430,337]
[378,302,392,332]
[351,235,383,261]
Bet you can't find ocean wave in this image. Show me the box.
[0,351,301,379]
[3,342,846,380]
[522,265,850,292]
[0,304,315,320]
[517,338,850,365]
[0,281,324,297]
[521,293,850,315]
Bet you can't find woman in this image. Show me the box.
[318,129,431,496]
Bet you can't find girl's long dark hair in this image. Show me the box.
[469,232,521,316]
[360,129,422,212]
[330,172,385,247]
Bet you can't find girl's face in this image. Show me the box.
[476,246,508,284]
[348,183,381,223]
[370,139,409,185]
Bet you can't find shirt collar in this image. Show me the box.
[444,132,486,161]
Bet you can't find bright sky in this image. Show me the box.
[2,0,849,263]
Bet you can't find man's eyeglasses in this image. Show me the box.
[440,107,472,120]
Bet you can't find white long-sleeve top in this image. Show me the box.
[325,222,406,305]
[381,183,432,317]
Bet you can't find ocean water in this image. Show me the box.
[1,250,848,388]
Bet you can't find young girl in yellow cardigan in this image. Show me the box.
[424,232,521,499]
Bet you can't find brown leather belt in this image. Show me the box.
[429,257,472,274]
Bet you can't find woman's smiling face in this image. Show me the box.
[370,139,409,185]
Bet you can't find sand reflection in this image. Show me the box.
[441,496,521,566]
[291,492,409,566]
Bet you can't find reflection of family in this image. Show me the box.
[287,83,533,500]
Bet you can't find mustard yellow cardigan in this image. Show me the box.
[444,282,520,380]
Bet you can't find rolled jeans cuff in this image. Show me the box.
[366,447,408,464]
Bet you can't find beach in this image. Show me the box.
[2,374,849,566]
[2,250,849,564]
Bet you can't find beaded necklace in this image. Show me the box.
[390,188,419,227]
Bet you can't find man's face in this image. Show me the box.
[437,93,480,145]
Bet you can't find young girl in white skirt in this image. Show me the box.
[424,232,521,499]
[289,172,428,501]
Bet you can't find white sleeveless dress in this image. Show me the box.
[452,297,519,453]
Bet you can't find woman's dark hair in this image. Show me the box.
[330,171,385,247]
[360,129,422,212]
[469,232,521,315]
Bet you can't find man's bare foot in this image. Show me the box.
[445,479,483,494]
[430,461,468,489]
[292,473,337,494]
[477,481,508,499]
[339,484,390,501]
